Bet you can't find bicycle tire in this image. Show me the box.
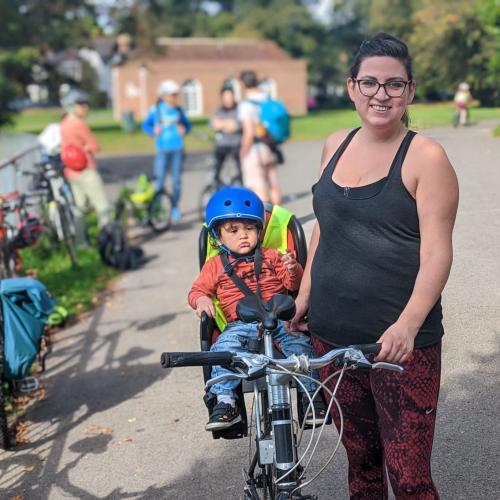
[57,202,79,266]
[148,190,172,233]
[198,183,217,223]
[0,244,16,280]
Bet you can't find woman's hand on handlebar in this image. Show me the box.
[195,296,215,318]
[286,295,309,334]
[376,321,417,364]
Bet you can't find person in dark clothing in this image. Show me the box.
[288,33,459,500]
[210,86,242,183]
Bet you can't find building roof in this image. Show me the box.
[152,37,292,61]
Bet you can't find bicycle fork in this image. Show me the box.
[265,331,298,496]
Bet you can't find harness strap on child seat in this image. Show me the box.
[220,248,262,298]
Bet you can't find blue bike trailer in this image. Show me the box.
[0,278,56,380]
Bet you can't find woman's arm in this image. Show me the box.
[377,140,459,363]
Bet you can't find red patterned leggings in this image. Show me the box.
[312,337,441,500]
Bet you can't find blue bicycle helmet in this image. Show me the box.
[205,186,265,234]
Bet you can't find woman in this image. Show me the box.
[60,90,111,246]
[289,33,458,499]
[210,85,242,184]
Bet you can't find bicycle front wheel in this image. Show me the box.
[148,190,172,233]
[57,203,79,266]
[0,315,11,450]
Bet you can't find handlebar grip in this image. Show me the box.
[160,351,235,369]
[349,343,381,356]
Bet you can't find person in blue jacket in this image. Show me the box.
[142,80,191,222]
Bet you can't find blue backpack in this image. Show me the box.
[249,98,290,145]
[0,278,56,379]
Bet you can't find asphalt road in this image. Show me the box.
[1,121,499,499]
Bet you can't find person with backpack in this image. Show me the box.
[188,186,326,431]
[238,70,289,205]
[60,90,111,246]
[142,80,191,222]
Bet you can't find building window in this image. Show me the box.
[259,78,277,99]
[182,79,203,116]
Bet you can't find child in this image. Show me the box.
[188,186,326,431]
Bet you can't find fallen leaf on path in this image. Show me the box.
[10,496,24,500]
[127,417,137,423]
[119,437,133,444]
[22,465,35,472]
[84,424,113,436]
[15,421,31,444]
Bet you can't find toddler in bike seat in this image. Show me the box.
[188,186,326,431]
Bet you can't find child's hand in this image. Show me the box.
[195,296,215,318]
[280,249,298,275]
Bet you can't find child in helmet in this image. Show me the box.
[188,186,326,431]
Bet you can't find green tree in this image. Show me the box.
[410,0,498,104]
[368,0,419,40]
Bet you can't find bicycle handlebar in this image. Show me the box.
[161,351,236,368]
[160,343,403,374]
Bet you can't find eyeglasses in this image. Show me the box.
[354,79,411,98]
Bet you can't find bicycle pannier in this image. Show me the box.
[1,278,56,380]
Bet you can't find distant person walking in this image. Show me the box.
[238,70,282,205]
[453,82,473,127]
[142,80,191,222]
[210,85,242,183]
[60,90,111,246]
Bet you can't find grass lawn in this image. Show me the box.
[5,102,500,155]
[19,214,119,317]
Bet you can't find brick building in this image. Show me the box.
[112,38,307,120]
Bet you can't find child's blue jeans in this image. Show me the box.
[153,148,184,208]
[209,320,319,399]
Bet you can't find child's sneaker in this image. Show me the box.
[205,402,242,431]
[302,392,328,427]
[171,207,182,222]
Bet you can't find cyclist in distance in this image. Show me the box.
[289,33,459,499]
[142,80,191,223]
[453,81,473,127]
[210,84,242,184]
[60,89,111,246]
[188,186,326,431]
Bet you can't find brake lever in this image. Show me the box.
[372,362,404,373]
[205,373,248,390]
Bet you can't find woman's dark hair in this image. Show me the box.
[350,33,413,126]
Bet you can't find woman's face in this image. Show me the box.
[221,89,235,108]
[347,56,415,129]
[74,102,89,118]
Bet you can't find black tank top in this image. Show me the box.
[309,128,443,348]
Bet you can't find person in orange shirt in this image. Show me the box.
[188,187,326,431]
[60,90,111,246]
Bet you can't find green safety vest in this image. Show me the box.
[204,205,294,332]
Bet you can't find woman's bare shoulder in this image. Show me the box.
[409,133,453,171]
[319,129,351,174]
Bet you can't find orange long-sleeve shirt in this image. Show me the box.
[188,248,303,323]
[60,114,100,178]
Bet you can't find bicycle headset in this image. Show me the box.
[205,186,265,266]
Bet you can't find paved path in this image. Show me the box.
[1,122,499,499]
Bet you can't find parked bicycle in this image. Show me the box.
[20,158,79,266]
[0,192,41,279]
[197,152,242,222]
[114,174,172,234]
[161,293,403,500]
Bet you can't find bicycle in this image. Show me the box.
[20,158,79,266]
[0,193,24,279]
[161,293,403,500]
[197,146,242,222]
[114,174,172,234]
